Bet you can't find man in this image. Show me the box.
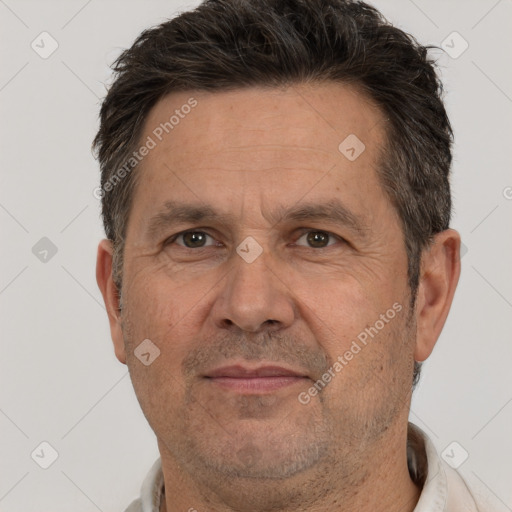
[94,1,492,511]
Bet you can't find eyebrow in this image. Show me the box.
[145,199,369,239]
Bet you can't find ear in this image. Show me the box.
[96,239,126,364]
[414,229,461,362]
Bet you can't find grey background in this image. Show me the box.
[1,0,511,510]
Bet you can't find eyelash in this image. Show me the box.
[164,229,345,250]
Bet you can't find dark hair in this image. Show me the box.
[93,0,454,388]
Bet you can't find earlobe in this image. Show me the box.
[414,229,461,362]
[96,239,127,364]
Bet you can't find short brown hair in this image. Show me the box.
[94,0,454,387]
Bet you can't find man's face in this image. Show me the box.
[117,83,416,493]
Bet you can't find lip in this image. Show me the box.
[204,364,309,393]
[206,365,307,378]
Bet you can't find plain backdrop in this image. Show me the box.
[1,0,511,510]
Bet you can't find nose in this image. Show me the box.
[211,247,296,334]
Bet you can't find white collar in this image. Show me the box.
[131,422,481,512]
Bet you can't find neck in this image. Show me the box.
[158,421,422,512]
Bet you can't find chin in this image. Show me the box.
[173,416,332,481]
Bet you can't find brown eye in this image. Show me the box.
[172,231,215,248]
[296,231,336,248]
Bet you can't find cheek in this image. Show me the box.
[291,269,410,381]
[122,271,213,377]
[125,269,199,329]
[291,270,390,332]
[121,281,191,423]
[321,306,414,416]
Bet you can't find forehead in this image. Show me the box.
[141,83,385,169]
[130,83,390,227]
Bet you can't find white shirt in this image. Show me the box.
[123,423,502,512]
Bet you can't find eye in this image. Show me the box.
[165,229,343,251]
[295,230,341,249]
[167,231,218,249]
